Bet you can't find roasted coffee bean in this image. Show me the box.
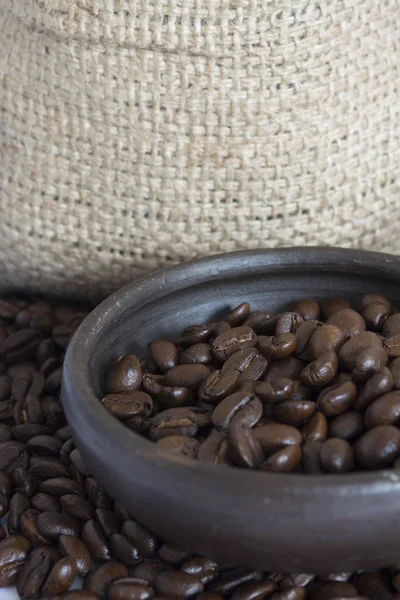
[55,425,73,442]
[224,303,251,326]
[261,444,302,473]
[8,492,31,534]
[59,534,91,577]
[27,434,63,456]
[11,467,37,497]
[270,587,307,600]
[352,571,393,600]
[142,372,163,396]
[326,308,365,340]
[121,520,158,558]
[156,436,200,459]
[106,355,143,394]
[275,313,304,336]
[82,519,111,562]
[179,344,213,366]
[360,293,391,310]
[151,340,179,373]
[199,370,239,404]
[95,508,120,539]
[302,441,323,474]
[131,560,171,584]
[0,398,14,421]
[308,325,346,360]
[213,392,262,429]
[12,371,45,402]
[107,577,155,600]
[69,448,90,477]
[8,361,37,378]
[36,338,57,365]
[109,533,142,566]
[362,301,391,332]
[60,494,95,521]
[157,544,192,566]
[229,579,277,600]
[243,312,278,335]
[294,321,322,360]
[339,332,383,370]
[150,408,198,441]
[224,348,267,382]
[84,561,128,599]
[60,438,75,464]
[0,535,32,587]
[31,492,61,514]
[212,327,257,361]
[319,438,354,473]
[209,569,263,595]
[0,375,11,402]
[39,477,83,496]
[307,579,359,599]
[181,557,219,585]
[0,470,12,496]
[302,413,328,443]
[292,299,321,322]
[317,381,357,417]
[258,334,296,360]
[13,424,51,442]
[0,524,5,541]
[214,321,232,336]
[102,391,153,421]
[264,357,304,384]
[383,313,400,338]
[178,324,214,346]
[328,412,364,442]
[42,556,77,597]
[14,394,45,426]
[158,387,194,409]
[30,456,70,478]
[84,478,113,510]
[254,423,302,455]
[1,328,42,364]
[300,351,338,387]
[0,440,30,472]
[16,545,54,599]
[37,511,81,539]
[273,399,316,426]
[365,391,400,428]
[164,365,211,392]
[0,299,19,320]
[0,423,12,443]
[198,430,230,465]
[352,346,388,383]
[0,491,9,518]
[354,368,394,412]
[155,569,204,598]
[384,333,400,358]
[52,592,100,600]
[228,421,264,469]
[354,425,400,469]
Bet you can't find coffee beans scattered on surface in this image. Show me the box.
[1,295,400,599]
[104,295,400,474]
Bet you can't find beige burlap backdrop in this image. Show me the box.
[0,0,399,299]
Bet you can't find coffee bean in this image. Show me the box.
[157,544,192,566]
[164,365,212,392]
[300,350,338,387]
[82,519,111,562]
[54,592,100,600]
[27,434,63,456]
[61,494,95,521]
[178,325,214,346]
[0,470,12,496]
[352,571,393,600]
[197,594,225,600]
[158,387,194,409]
[37,511,81,540]
[120,519,158,558]
[0,535,32,587]
[106,355,142,394]
[307,580,359,599]
[271,587,307,600]
[352,346,389,383]
[39,477,83,496]
[199,370,239,404]
[328,412,364,442]
[0,440,29,472]
[302,441,323,474]
[302,413,328,443]
[1,328,42,364]
[326,309,365,340]
[31,492,61,514]
[275,313,304,336]
[59,534,91,577]
[109,533,142,565]
[0,423,12,444]
[102,391,153,421]
[30,456,70,478]
[16,545,55,599]
[13,423,51,442]
[365,391,400,429]
[354,368,394,412]
[0,299,19,320]
[261,444,302,473]
[151,340,179,373]
[150,408,198,441]
[84,478,113,510]
[0,375,11,402]
[8,492,31,534]
[209,569,263,595]
[198,430,230,465]
[131,560,171,584]
[179,344,213,366]
[228,421,264,469]
[254,423,302,455]
[383,313,400,338]
[212,327,257,361]
[273,399,316,426]
[354,426,400,469]
[41,556,77,596]
[156,436,200,459]
[264,357,304,384]
[180,557,219,585]
[308,325,346,360]
[258,334,297,361]
[84,561,128,599]
[107,577,155,600]
[317,381,357,417]
[362,302,391,332]
[243,313,278,335]
[320,438,354,473]
[95,508,120,539]
[11,467,37,497]
[339,332,383,370]
[292,299,321,322]
[213,392,262,429]
[155,569,203,598]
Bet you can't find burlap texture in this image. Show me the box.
[0,0,399,299]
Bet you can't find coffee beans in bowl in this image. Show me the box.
[101,294,400,474]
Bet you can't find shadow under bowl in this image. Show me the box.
[62,247,400,573]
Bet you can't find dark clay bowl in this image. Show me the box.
[62,247,400,573]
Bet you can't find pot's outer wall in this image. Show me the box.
[62,248,400,572]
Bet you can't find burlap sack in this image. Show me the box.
[0,1,399,299]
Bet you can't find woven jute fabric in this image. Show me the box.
[0,1,399,299]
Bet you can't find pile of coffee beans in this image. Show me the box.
[103,294,400,473]
[1,295,400,600]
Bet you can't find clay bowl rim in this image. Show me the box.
[62,246,400,494]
